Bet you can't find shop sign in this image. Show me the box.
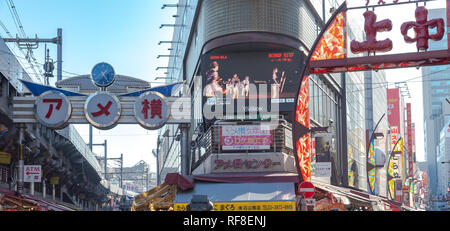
[134,91,169,130]
[315,162,332,177]
[0,152,11,165]
[85,92,121,130]
[50,177,59,185]
[220,125,273,150]
[214,158,281,170]
[24,165,41,183]
[174,201,296,211]
[35,91,71,129]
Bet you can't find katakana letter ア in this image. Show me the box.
[43,99,63,119]
[91,101,112,117]
[150,99,162,119]
[351,11,393,54]
[401,6,445,51]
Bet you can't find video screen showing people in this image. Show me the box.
[202,49,305,112]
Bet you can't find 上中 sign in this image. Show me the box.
[220,125,273,150]
[298,181,315,199]
[315,162,332,177]
[134,92,169,130]
[35,91,71,129]
[24,165,41,183]
[85,92,121,130]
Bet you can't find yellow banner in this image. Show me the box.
[0,152,11,165]
[174,201,296,211]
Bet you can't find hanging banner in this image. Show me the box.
[314,134,333,178]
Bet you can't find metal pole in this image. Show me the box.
[57,28,62,82]
[89,125,93,151]
[180,125,189,176]
[146,168,149,191]
[17,125,25,194]
[43,179,46,198]
[52,184,55,200]
[104,140,107,180]
[156,139,160,185]
[31,181,34,195]
[120,153,123,189]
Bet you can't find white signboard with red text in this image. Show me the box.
[220,125,273,150]
[24,165,41,183]
[35,91,71,129]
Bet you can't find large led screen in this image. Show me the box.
[202,48,306,118]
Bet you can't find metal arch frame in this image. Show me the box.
[292,2,348,184]
[293,0,450,194]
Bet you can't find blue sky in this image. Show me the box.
[1,0,436,171]
[0,0,177,169]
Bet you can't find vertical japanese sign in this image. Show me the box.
[387,89,400,128]
[406,103,413,178]
[35,91,71,129]
[220,125,273,150]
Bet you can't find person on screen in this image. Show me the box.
[271,68,280,99]
[232,74,240,99]
[205,71,223,98]
[226,79,233,97]
[241,76,250,98]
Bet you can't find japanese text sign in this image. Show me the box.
[134,92,169,130]
[85,92,121,130]
[35,91,71,129]
[220,125,273,150]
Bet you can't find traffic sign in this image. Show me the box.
[24,165,41,183]
[298,181,315,199]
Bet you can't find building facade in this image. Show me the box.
[421,8,450,200]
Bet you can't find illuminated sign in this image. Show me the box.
[202,48,305,114]
[220,125,273,150]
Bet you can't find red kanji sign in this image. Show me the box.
[401,6,445,51]
[351,11,393,54]
[150,99,162,119]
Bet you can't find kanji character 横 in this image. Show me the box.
[351,11,393,54]
[401,6,445,51]
[91,101,112,117]
[150,99,163,119]
[43,98,63,119]
[141,99,150,119]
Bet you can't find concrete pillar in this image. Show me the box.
[43,180,46,198]
[31,182,34,195]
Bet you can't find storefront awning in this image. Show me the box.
[174,182,296,204]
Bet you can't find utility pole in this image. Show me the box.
[3,28,63,83]
[89,140,107,180]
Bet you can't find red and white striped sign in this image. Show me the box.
[298,181,315,199]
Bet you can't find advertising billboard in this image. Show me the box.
[406,103,413,178]
[314,134,332,177]
[220,125,273,151]
[202,48,306,117]
[387,89,400,127]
